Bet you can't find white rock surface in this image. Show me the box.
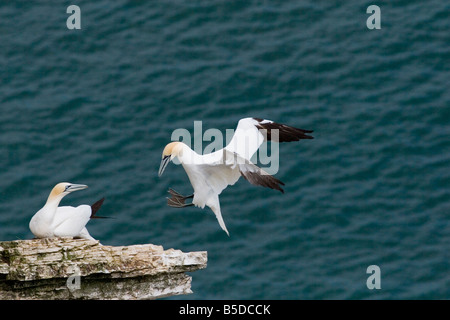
[0,237,207,300]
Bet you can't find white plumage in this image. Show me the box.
[29,182,105,240]
[159,117,313,236]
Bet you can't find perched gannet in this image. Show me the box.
[29,182,106,240]
[159,117,313,235]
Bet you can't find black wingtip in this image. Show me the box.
[254,119,314,142]
[240,169,286,194]
[90,197,108,219]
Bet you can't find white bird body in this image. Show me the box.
[29,183,104,240]
[30,205,93,239]
[159,117,313,235]
[176,146,242,234]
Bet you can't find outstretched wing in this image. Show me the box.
[222,150,285,193]
[225,117,313,160]
[237,162,285,193]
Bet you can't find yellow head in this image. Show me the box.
[159,142,183,177]
[47,182,88,203]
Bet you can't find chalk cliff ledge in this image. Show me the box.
[0,237,207,300]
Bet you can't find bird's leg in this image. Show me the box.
[168,188,194,201]
[167,188,194,208]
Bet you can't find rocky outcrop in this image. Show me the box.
[0,237,207,300]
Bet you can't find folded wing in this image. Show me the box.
[52,205,92,238]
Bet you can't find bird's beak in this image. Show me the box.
[158,155,170,177]
[67,184,88,192]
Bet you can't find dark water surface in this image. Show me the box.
[0,1,449,299]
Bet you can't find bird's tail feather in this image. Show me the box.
[210,202,229,236]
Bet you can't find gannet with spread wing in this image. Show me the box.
[29,182,106,240]
[158,117,313,235]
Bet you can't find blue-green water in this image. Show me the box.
[0,1,449,299]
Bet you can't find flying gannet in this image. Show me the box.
[29,182,106,240]
[158,117,313,235]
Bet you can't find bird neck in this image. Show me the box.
[43,194,65,213]
[177,144,203,165]
[30,194,65,230]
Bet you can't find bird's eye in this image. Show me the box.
[65,185,71,191]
